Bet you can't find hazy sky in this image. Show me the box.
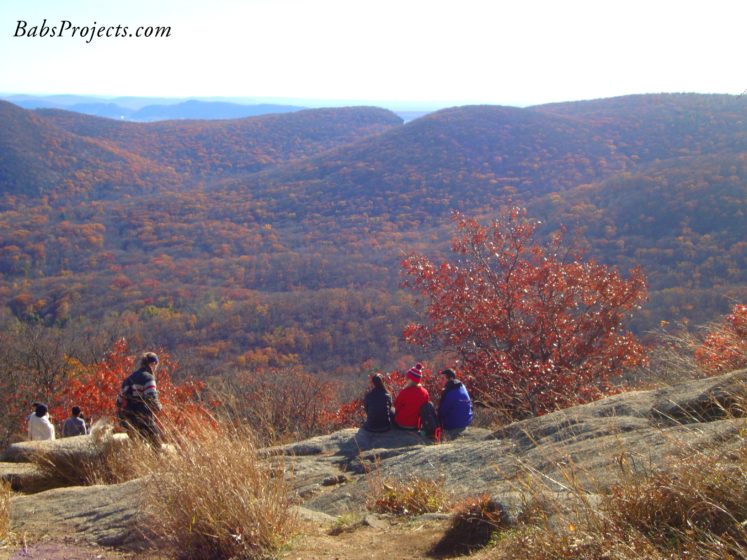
[1,0,745,108]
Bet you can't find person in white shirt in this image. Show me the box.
[27,402,56,441]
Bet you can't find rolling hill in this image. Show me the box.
[0,94,745,374]
[0,100,181,198]
[34,106,403,179]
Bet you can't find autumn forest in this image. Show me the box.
[0,93,746,439]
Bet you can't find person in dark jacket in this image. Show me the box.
[437,368,473,436]
[62,406,88,437]
[117,352,163,445]
[363,373,394,432]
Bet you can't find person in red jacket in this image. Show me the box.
[394,363,430,429]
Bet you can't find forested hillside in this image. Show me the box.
[0,94,745,375]
[36,106,402,178]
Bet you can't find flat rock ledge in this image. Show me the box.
[4,368,746,547]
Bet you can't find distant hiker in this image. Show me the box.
[363,373,394,433]
[62,406,88,437]
[437,368,473,438]
[393,363,430,430]
[117,352,163,445]
[27,402,55,441]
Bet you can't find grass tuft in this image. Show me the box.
[482,417,747,559]
[140,421,297,560]
[29,420,150,487]
[367,474,449,516]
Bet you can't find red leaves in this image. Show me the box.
[50,338,206,429]
[694,304,747,375]
[402,208,648,419]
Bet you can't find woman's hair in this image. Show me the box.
[34,403,48,418]
[371,373,389,393]
[140,352,159,369]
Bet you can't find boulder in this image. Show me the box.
[0,461,48,493]
[2,433,130,464]
[9,479,146,549]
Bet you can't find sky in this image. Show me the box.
[1,0,745,109]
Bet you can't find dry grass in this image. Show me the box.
[366,470,449,516]
[139,420,297,560]
[0,480,10,542]
[602,443,747,558]
[475,395,747,559]
[29,420,152,487]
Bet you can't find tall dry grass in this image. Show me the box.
[469,387,747,559]
[29,420,153,487]
[139,420,297,560]
[0,480,9,543]
[365,463,450,516]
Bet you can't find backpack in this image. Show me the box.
[418,401,441,442]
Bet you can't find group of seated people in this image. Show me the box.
[362,363,474,439]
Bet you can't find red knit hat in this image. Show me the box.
[406,363,424,383]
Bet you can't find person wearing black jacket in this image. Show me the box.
[362,373,394,432]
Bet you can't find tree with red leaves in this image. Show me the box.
[50,338,207,430]
[694,304,747,375]
[402,208,648,418]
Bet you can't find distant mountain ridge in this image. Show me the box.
[219,96,747,225]
[0,103,402,194]
[2,95,307,121]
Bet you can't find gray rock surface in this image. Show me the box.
[0,461,46,492]
[276,369,747,515]
[6,368,746,548]
[2,433,130,464]
[10,479,146,549]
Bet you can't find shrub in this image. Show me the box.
[695,303,747,375]
[140,421,296,560]
[211,367,342,444]
[367,474,449,516]
[402,208,647,419]
[640,304,747,386]
[49,338,207,433]
[431,494,510,557]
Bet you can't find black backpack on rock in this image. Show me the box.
[419,401,441,442]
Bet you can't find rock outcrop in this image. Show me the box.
[273,369,747,515]
[5,368,746,548]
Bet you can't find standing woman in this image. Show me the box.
[117,352,163,445]
[363,373,394,433]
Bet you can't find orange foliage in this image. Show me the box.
[50,338,207,429]
[402,209,648,418]
[694,304,747,375]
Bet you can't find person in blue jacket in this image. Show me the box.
[437,368,473,437]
